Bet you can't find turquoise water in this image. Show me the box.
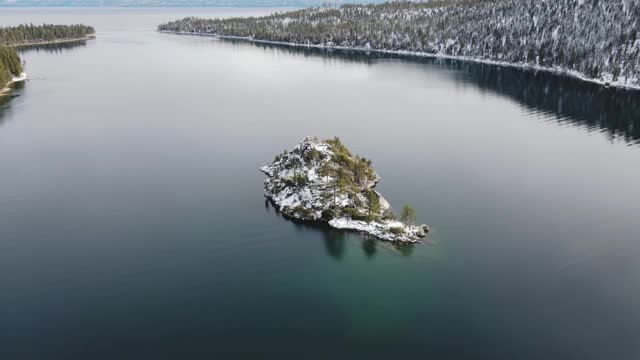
[1,8,640,359]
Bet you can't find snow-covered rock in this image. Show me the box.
[1,73,27,95]
[329,218,429,243]
[12,73,27,83]
[261,136,429,243]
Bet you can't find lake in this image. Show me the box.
[1,7,640,359]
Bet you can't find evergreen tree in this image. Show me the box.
[0,45,23,90]
[400,205,416,226]
[365,189,380,222]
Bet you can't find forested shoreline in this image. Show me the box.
[1,24,95,92]
[0,46,24,91]
[159,0,640,89]
[0,24,95,46]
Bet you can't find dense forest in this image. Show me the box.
[0,46,23,90]
[0,24,95,46]
[159,0,640,88]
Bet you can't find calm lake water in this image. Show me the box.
[1,8,640,360]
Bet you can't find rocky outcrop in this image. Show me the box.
[260,136,429,243]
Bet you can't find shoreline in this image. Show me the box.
[0,72,27,96]
[264,193,424,243]
[7,34,96,48]
[160,31,640,92]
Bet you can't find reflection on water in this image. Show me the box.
[266,193,415,259]
[362,238,377,259]
[232,40,380,65]
[454,62,640,146]
[265,198,344,259]
[14,40,88,54]
[0,81,24,127]
[393,242,415,257]
[0,42,87,125]
[238,40,640,146]
[6,37,640,147]
[323,230,347,260]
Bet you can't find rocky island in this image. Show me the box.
[261,137,429,243]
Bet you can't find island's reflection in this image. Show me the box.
[362,238,377,259]
[265,198,415,259]
[236,40,640,146]
[322,230,346,260]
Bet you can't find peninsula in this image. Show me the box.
[0,24,96,94]
[0,24,95,47]
[261,137,429,243]
[159,0,640,90]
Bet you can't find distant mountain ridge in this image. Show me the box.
[0,0,382,6]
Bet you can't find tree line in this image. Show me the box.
[159,0,640,87]
[0,24,95,46]
[0,46,23,90]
